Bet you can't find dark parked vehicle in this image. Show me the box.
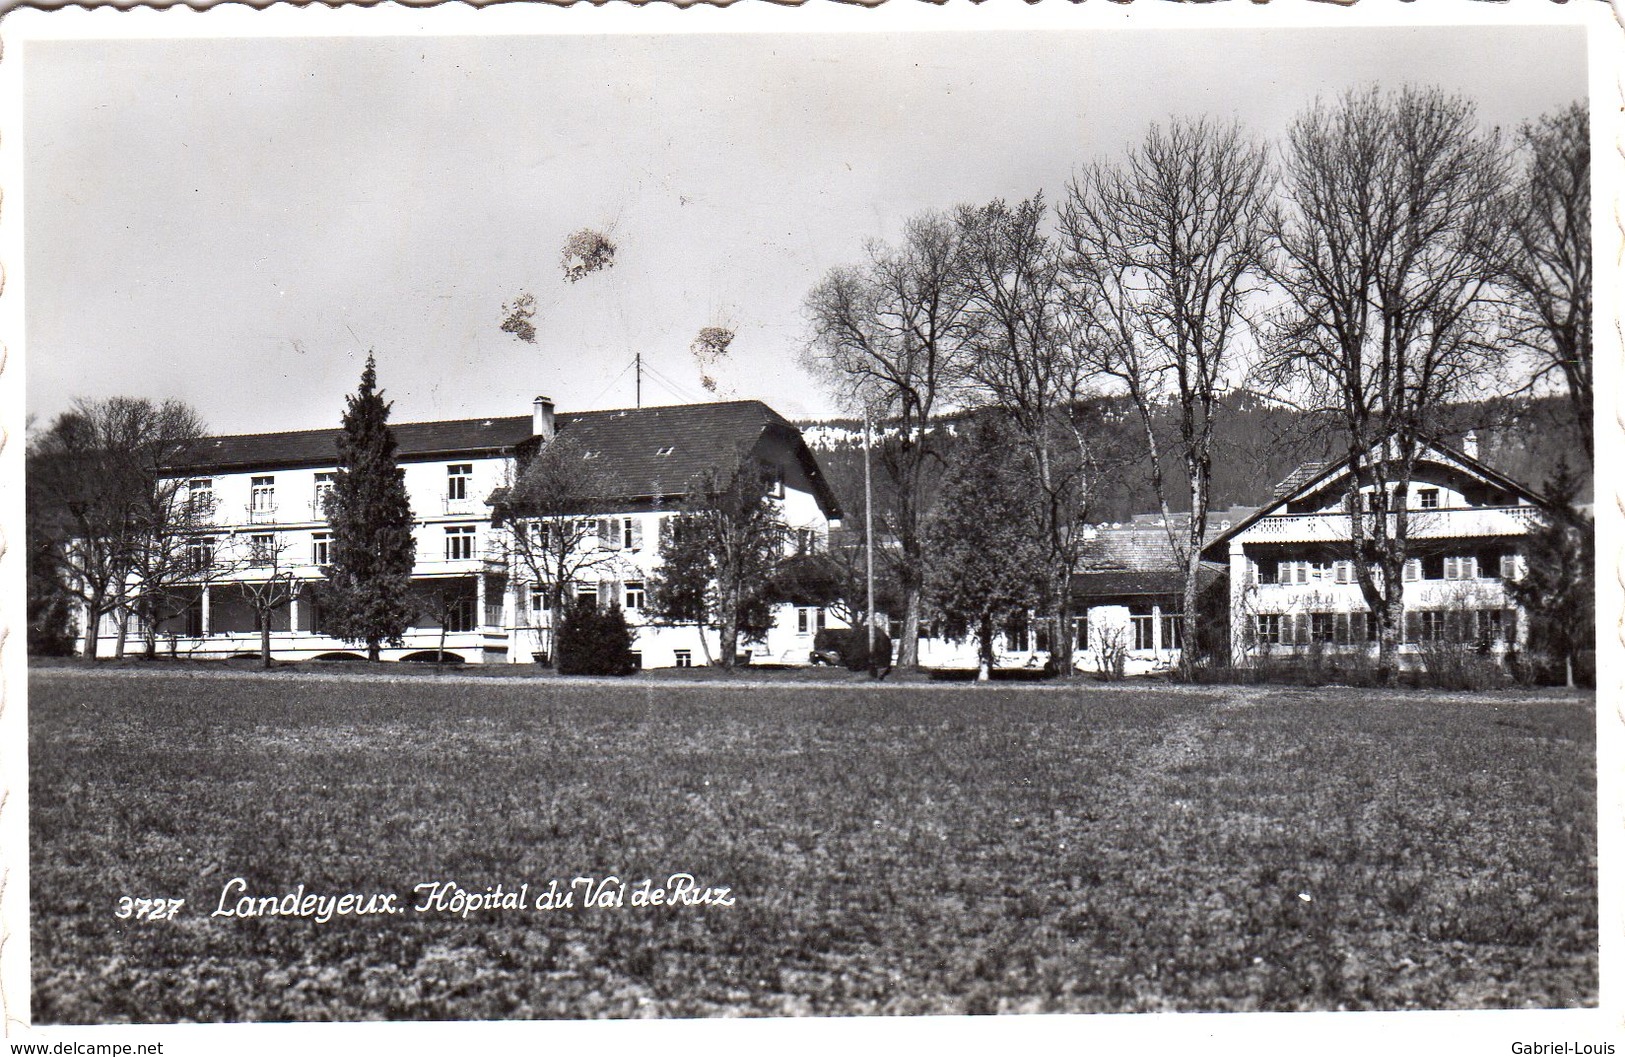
[811,627,893,673]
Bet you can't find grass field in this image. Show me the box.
[28,668,1596,1021]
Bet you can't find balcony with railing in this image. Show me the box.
[1245,505,1539,544]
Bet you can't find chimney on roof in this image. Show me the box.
[533,396,556,442]
[1462,429,1479,459]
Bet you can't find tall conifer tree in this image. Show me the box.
[321,354,417,661]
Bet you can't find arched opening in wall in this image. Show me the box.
[401,651,466,665]
[312,651,367,662]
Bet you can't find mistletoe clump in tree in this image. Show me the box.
[320,354,418,661]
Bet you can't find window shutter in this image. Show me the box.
[1334,561,1351,584]
[598,518,617,549]
[1403,559,1420,582]
[629,517,643,551]
[1500,554,1517,580]
[1403,612,1418,643]
[599,578,617,607]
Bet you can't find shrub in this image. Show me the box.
[842,627,893,673]
[555,599,637,676]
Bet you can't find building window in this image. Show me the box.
[576,584,598,607]
[251,476,276,516]
[1006,613,1031,652]
[314,472,335,514]
[186,537,214,573]
[447,464,472,500]
[249,533,276,565]
[1160,610,1184,650]
[445,525,476,561]
[1443,555,1477,581]
[1257,614,1282,646]
[674,649,693,668]
[1130,605,1155,651]
[188,478,214,517]
[445,596,477,633]
[629,651,643,670]
[312,532,331,566]
[621,517,643,551]
[1310,613,1336,644]
[794,528,819,554]
[1073,616,1089,650]
[1417,488,1440,510]
[624,581,646,611]
[1500,553,1520,580]
[1256,559,1278,585]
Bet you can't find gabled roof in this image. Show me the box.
[1201,440,1547,557]
[1072,519,1226,601]
[169,399,842,519]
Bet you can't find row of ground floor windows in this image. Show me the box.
[1255,609,1513,647]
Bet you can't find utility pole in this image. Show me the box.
[635,350,642,409]
[864,405,877,678]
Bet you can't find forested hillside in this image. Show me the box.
[801,395,1590,526]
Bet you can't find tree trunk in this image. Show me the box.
[260,611,272,669]
[114,604,130,659]
[83,597,102,660]
[977,612,993,682]
[368,639,381,663]
[898,586,921,669]
[1566,652,1575,689]
[1378,596,1402,686]
[1179,548,1201,681]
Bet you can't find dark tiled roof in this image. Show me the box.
[169,399,837,514]
[173,415,535,471]
[1072,521,1225,600]
[1273,461,1329,498]
[1071,567,1220,600]
[542,401,797,501]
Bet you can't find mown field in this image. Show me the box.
[28,669,1596,1021]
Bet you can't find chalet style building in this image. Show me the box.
[75,398,843,667]
[1202,435,1542,667]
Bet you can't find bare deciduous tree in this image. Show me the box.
[1061,118,1273,678]
[1505,101,1591,460]
[1261,86,1513,682]
[492,432,623,668]
[803,211,971,669]
[28,397,207,660]
[954,194,1097,673]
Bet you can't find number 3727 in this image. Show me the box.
[116,897,185,921]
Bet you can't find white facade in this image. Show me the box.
[1209,443,1541,668]
[77,400,842,667]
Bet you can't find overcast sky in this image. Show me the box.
[24,22,1587,437]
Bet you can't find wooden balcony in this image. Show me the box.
[1245,505,1539,544]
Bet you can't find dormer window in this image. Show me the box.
[1417,488,1440,510]
[656,445,675,456]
